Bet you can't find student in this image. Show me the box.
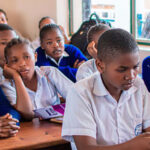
[0,24,20,138]
[1,38,73,120]
[142,56,150,92]
[32,16,70,50]
[0,87,20,138]
[62,28,150,150]
[0,9,8,24]
[0,24,18,69]
[76,24,110,81]
[36,24,87,82]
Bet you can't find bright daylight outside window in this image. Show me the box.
[136,0,150,43]
[81,0,130,31]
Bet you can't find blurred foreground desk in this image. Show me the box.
[0,118,71,150]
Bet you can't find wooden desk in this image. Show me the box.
[0,118,71,150]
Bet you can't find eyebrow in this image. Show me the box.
[119,62,140,68]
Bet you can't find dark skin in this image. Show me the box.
[73,52,150,150]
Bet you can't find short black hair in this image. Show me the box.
[97,28,139,63]
[40,24,63,42]
[0,9,8,21]
[0,23,13,31]
[4,38,33,62]
[38,16,54,29]
[87,23,110,43]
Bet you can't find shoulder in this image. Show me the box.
[64,44,80,53]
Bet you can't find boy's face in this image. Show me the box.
[0,30,17,67]
[41,29,64,62]
[0,12,7,24]
[7,44,36,81]
[96,51,140,93]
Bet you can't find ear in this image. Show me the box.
[96,58,105,73]
[40,41,45,50]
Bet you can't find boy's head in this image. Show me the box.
[40,24,64,62]
[96,28,140,92]
[39,16,55,30]
[87,24,110,48]
[0,9,8,24]
[5,38,36,80]
[0,24,17,67]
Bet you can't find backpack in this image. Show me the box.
[70,13,111,59]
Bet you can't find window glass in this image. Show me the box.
[137,0,150,41]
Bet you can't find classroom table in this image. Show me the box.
[0,118,71,150]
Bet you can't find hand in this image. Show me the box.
[128,132,150,150]
[0,113,20,138]
[87,41,98,59]
[3,64,20,79]
[73,59,85,68]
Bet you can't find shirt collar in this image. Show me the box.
[93,72,138,97]
[46,51,69,65]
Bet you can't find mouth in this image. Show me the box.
[123,81,134,88]
[19,69,29,76]
[53,50,62,55]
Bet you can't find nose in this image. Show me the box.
[19,59,26,67]
[53,41,59,47]
[126,69,136,80]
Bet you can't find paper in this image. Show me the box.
[34,103,65,119]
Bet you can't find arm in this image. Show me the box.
[74,134,150,150]
[3,65,34,120]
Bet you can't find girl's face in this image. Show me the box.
[0,12,7,24]
[7,44,36,81]
[41,29,64,62]
[0,30,17,67]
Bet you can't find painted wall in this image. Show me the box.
[0,0,69,41]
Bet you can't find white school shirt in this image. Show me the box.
[0,66,73,109]
[62,72,150,146]
[76,58,97,81]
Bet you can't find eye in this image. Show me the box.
[133,65,140,70]
[24,55,30,59]
[0,42,7,45]
[57,40,61,43]
[11,59,17,64]
[116,68,127,73]
[47,41,53,45]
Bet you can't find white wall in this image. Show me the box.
[0,0,69,41]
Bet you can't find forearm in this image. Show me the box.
[13,75,34,120]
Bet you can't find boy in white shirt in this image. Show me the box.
[1,38,73,120]
[76,24,110,81]
[62,28,150,150]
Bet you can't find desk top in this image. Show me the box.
[0,118,68,150]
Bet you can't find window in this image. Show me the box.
[69,0,150,45]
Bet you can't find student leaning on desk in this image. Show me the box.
[0,38,73,120]
[62,28,150,150]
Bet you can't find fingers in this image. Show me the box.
[0,118,19,127]
[77,60,85,68]
[0,128,19,138]
[73,59,79,68]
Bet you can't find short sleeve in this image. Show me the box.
[0,80,16,106]
[62,85,97,142]
[142,82,150,129]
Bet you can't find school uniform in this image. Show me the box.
[62,72,150,147]
[0,66,73,109]
[142,56,150,92]
[76,58,97,81]
[36,44,87,82]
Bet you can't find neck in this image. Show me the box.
[23,72,37,92]
[101,75,122,102]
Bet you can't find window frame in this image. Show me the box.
[69,0,150,46]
